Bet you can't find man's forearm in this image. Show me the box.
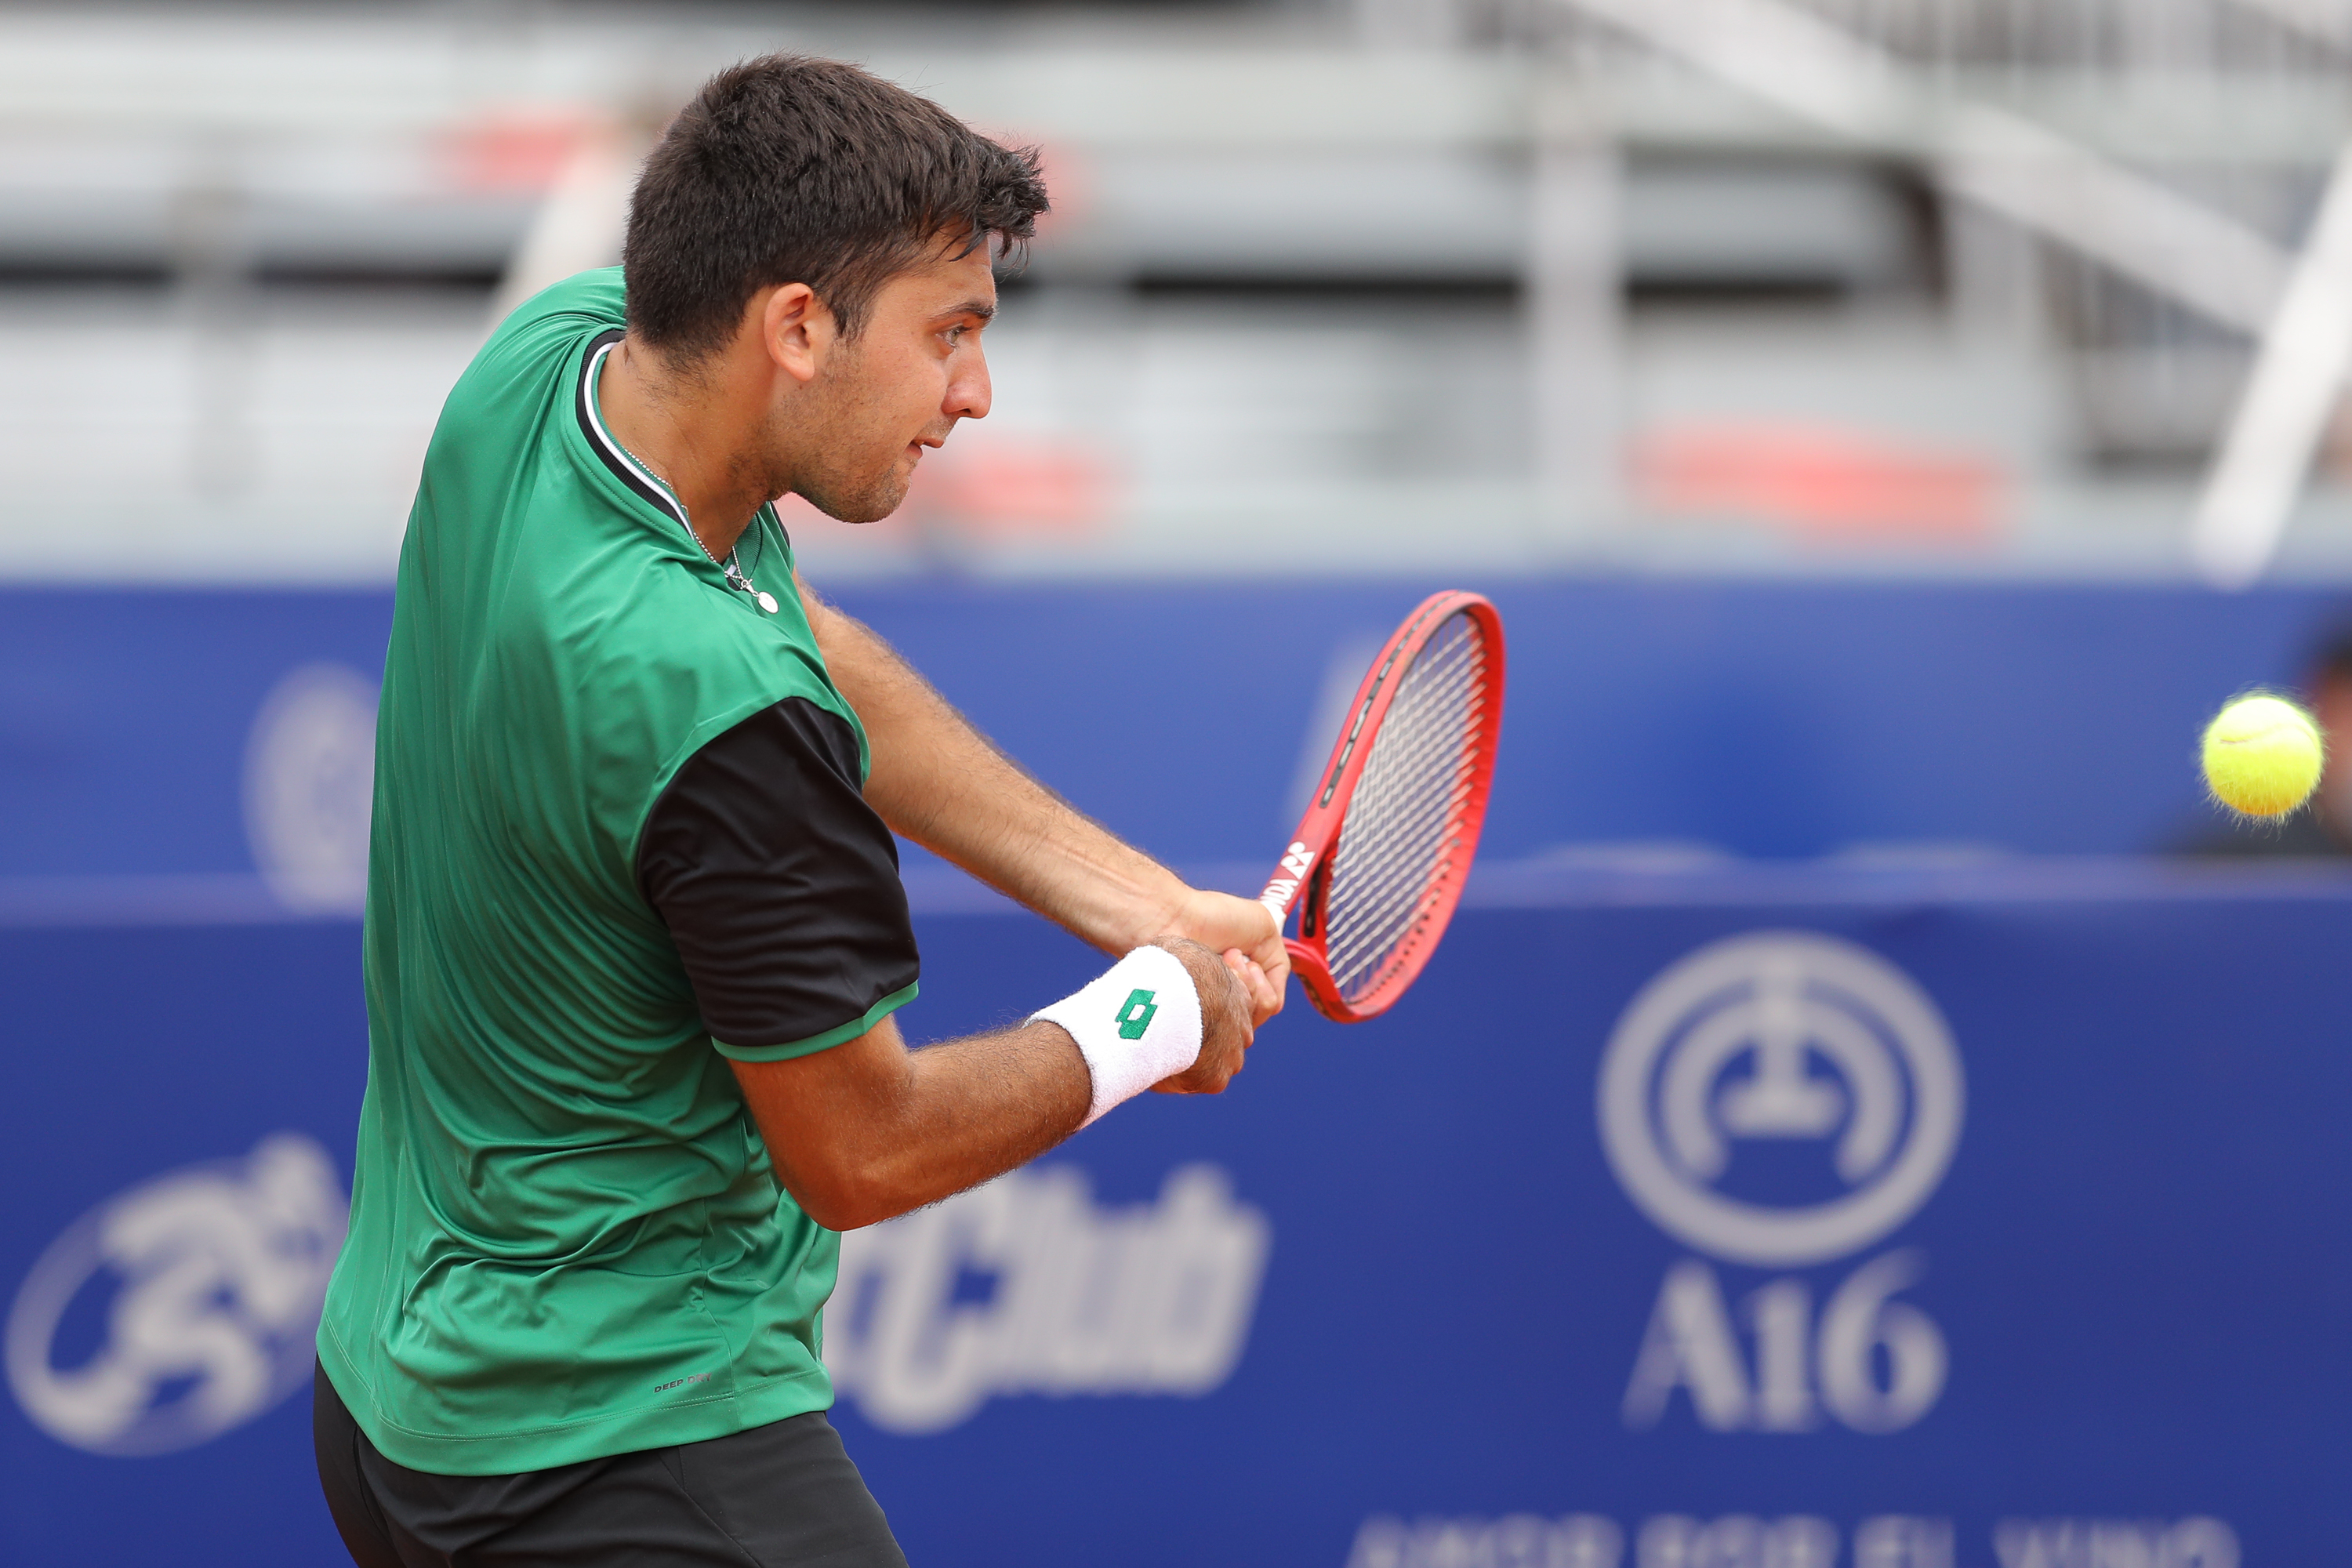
[733,938,1256,1232]
[807,585,1188,954]
[733,1017,1089,1232]
[802,576,1290,1021]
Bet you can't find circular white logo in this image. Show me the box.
[243,662,379,915]
[5,1134,348,1456]
[1598,931,1964,1268]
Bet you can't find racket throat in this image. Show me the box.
[1258,840,1323,931]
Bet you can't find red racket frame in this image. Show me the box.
[1259,590,1506,1022]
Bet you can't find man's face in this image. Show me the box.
[782,242,996,524]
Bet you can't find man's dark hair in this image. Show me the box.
[624,55,1048,363]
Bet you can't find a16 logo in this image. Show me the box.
[1598,931,1964,1435]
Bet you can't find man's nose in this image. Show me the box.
[947,346,992,422]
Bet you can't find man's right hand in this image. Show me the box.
[1147,936,1269,1096]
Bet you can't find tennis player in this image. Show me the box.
[312,55,1285,1567]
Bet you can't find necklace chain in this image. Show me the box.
[620,441,767,605]
[593,342,775,613]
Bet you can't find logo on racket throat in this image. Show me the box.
[1261,842,1319,920]
[1115,989,1159,1040]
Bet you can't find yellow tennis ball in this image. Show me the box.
[2201,692,2325,818]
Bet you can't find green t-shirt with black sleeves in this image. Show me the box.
[318,267,921,1475]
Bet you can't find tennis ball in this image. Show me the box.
[2201,692,2325,818]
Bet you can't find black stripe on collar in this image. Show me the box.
[575,328,689,529]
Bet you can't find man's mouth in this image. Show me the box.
[902,426,952,473]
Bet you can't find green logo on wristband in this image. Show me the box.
[1114,989,1158,1040]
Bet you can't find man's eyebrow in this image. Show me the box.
[942,299,996,322]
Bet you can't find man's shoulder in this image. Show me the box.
[488,267,628,356]
[521,560,847,765]
[435,268,627,435]
[610,583,839,708]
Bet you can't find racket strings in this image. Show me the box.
[1322,612,1489,1001]
[1324,642,1484,996]
[1331,630,1481,891]
[1331,683,1480,953]
[1329,676,1479,927]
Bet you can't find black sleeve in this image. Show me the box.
[637,698,920,1056]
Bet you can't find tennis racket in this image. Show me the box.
[1260,590,1505,1022]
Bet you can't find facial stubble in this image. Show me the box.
[777,339,930,526]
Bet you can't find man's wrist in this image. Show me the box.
[1110,874,1194,955]
[1030,946,1203,1127]
[1065,856,1190,956]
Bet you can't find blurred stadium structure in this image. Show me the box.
[6,0,2352,583]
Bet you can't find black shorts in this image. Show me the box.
[314,1364,908,1568]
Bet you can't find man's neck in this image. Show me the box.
[597,337,765,559]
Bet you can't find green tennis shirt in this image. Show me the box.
[318,268,920,1474]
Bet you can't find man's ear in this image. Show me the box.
[757,282,830,386]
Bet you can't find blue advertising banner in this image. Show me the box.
[9,576,2352,900]
[4,863,2348,1566]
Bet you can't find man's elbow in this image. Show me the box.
[781,1159,903,1233]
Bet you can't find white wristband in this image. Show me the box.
[1030,946,1203,1127]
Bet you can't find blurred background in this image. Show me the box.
[8,2,2352,1565]
[12,0,2352,584]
